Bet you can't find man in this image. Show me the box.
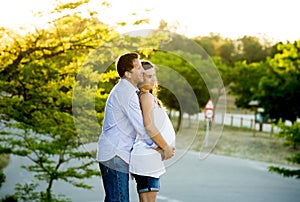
[97,52,174,202]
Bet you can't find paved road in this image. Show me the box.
[1,150,300,202]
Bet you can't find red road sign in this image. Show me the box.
[205,99,214,119]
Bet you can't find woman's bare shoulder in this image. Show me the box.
[138,92,154,104]
[138,91,152,99]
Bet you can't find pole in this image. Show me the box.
[204,119,210,147]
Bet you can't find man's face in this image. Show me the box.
[128,59,144,86]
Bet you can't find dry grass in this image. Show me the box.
[0,154,9,170]
[212,127,297,165]
[175,119,299,166]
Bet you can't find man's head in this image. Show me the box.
[116,52,144,87]
[116,52,139,77]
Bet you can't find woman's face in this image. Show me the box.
[140,68,156,90]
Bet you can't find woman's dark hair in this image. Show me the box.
[116,52,139,77]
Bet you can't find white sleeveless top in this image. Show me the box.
[129,94,176,178]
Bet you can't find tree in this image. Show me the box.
[228,61,266,109]
[257,41,300,123]
[211,56,232,87]
[0,11,176,200]
[228,40,300,123]
[193,34,275,67]
[0,3,118,201]
[193,33,221,57]
[269,120,300,179]
[234,36,269,63]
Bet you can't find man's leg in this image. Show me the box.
[99,156,129,202]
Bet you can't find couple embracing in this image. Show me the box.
[97,52,176,202]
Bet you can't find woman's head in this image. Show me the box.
[139,60,157,91]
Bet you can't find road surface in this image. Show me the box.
[1,150,300,202]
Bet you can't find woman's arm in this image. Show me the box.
[139,93,174,160]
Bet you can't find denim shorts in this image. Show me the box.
[132,174,160,193]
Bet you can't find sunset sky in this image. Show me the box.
[0,0,298,43]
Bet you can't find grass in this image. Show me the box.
[0,154,9,170]
[175,119,299,166]
[212,127,297,165]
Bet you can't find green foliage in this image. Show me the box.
[1,181,73,202]
[268,121,300,179]
[269,165,300,179]
[193,34,218,57]
[54,0,89,12]
[211,56,231,87]
[257,41,300,123]
[227,39,300,123]
[193,33,300,122]
[229,61,266,108]
[193,33,274,66]
[14,182,41,202]
[0,170,5,189]
[0,195,18,202]
[0,6,117,201]
[234,36,269,63]
[0,12,175,201]
[276,120,300,149]
[150,50,208,114]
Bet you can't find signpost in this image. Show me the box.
[204,99,214,147]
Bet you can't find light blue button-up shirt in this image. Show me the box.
[97,78,156,164]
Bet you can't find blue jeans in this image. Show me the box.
[99,156,129,202]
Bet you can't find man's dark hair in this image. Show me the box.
[116,52,139,77]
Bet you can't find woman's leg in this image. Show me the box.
[139,191,157,202]
[132,174,160,202]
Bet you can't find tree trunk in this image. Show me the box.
[176,110,182,132]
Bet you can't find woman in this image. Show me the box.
[130,60,176,202]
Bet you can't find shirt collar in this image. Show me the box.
[120,78,138,93]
